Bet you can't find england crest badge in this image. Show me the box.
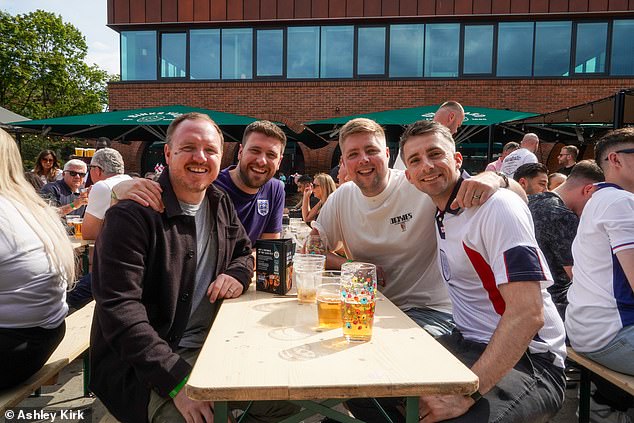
[257,199,270,216]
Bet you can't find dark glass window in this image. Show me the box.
[389,24,424,77]
[357,27,386,76]
[611,20,634,76]
[424,24,459,77]
[160,33,186,78]
[287,27,320,79]
[257,29,283,77]
[321,26,354,78]
[463,25,493,74]
[534,22,571,76]
[222,28,253,80]
[190,29,220,80]
[121,31,156,81]
[497,23,533,77]
[574,22,607,74]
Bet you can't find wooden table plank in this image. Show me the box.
[187,288,478,402]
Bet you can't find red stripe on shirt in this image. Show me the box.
[463,242,506,316]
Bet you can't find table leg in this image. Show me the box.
[405,396,419,423]
[215,401,229,423]
[578,368,591,423]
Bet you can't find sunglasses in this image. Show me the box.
[41,158,54,163]
[604,148,634,161]
[66,170,86,178]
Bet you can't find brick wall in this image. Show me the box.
[108,78,634,172]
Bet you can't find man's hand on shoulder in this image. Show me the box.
[207,274,244,303]
[112,178,164,212]
[173,388,215,423]
[452,171,500,209]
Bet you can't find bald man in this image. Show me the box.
[500,133,540,178]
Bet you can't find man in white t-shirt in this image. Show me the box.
[400,120,565,422]
[501,133,540,178]
[566,128,634,376]
[67,148,131,310]
[82,148,132,240]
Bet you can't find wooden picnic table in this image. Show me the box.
[187,287,478,423]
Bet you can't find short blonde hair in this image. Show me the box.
[339,118,386,148]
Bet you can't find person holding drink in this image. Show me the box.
[41,158,89,217]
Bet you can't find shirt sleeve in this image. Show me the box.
[85,182,111,220]
[602,195,634,254]
[263,180,284,235]
[40,184,60,207]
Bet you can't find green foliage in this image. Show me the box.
[0,9,113,120]
[18,134,92,171]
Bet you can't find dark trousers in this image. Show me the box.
[0,321,66,389]
[67,273,93,310]
[346,331,566,423]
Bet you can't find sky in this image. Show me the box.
[2,0,120,75]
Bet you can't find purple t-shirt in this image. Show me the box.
[214,166,284,244]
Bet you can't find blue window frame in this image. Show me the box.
[611,20,634,76]
[463,25,494,75]
[256,29,284,77]
[389,24,424,77]
[160,33,186,78]
[222,28,253,80]
[497,23,534,77]
[574,22,607,74]
[287,27,320,79]
[534,22,571,77]
[357,27,386,76]
[321,26,354,78]
[121,31,157,81]
[190,29,220,80]
[424,23,460,77]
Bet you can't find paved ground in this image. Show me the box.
[3,358,586,423]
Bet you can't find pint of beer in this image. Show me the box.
[73,218,83,239]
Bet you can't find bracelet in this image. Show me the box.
[169,374,189,399]
[69,202,75,210]
[469,389,483,402]
[495,172,509,189]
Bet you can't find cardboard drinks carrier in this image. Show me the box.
[255,238,294,295]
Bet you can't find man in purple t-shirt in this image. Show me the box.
[213,120,286,244]
[113,120,286,245]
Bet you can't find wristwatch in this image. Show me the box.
[495,172,509,189]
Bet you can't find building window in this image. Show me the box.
[121,31,157,81]
[357,27,386,76]
[611,20,634,76]
[497,23,533,77]
[389,24,424,77]
[534,22,571,77]
[222,28,252,79]
[287,27,320,79]
[160,33,186,78]
[190,29,220,80]
[574,22,607,74]
[424,23,459,77]
[321,26,354,78]
[256,29,284,77]
[463,25,494,75]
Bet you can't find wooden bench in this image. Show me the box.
[0,301,95,413]
[567,347,634,423]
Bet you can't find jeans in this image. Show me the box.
[345,307,455,423]
[582,324,634,376]
[67,273,93,310]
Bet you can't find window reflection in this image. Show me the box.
[389,24,424,77]
[287,27,320,79]
[321,26,353,78]
[463,25,493,74]
[121,31,156,81]
[497,23,534,77]
[222,28,253,80]
[574,23,607,74]
[357,27,386,75]
[424,24,459,77]
[257,30,283,77]
[161,33,186,78]
[534,22,571,76]
[611,20,634,76]
[190,29,220,80]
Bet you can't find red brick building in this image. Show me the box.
[106,0,634,174]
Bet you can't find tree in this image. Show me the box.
[0,10,112,120]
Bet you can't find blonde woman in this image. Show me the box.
[302,173,337,223]
[0,129,76,388]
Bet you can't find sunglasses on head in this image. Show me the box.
[66,170,86,178]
